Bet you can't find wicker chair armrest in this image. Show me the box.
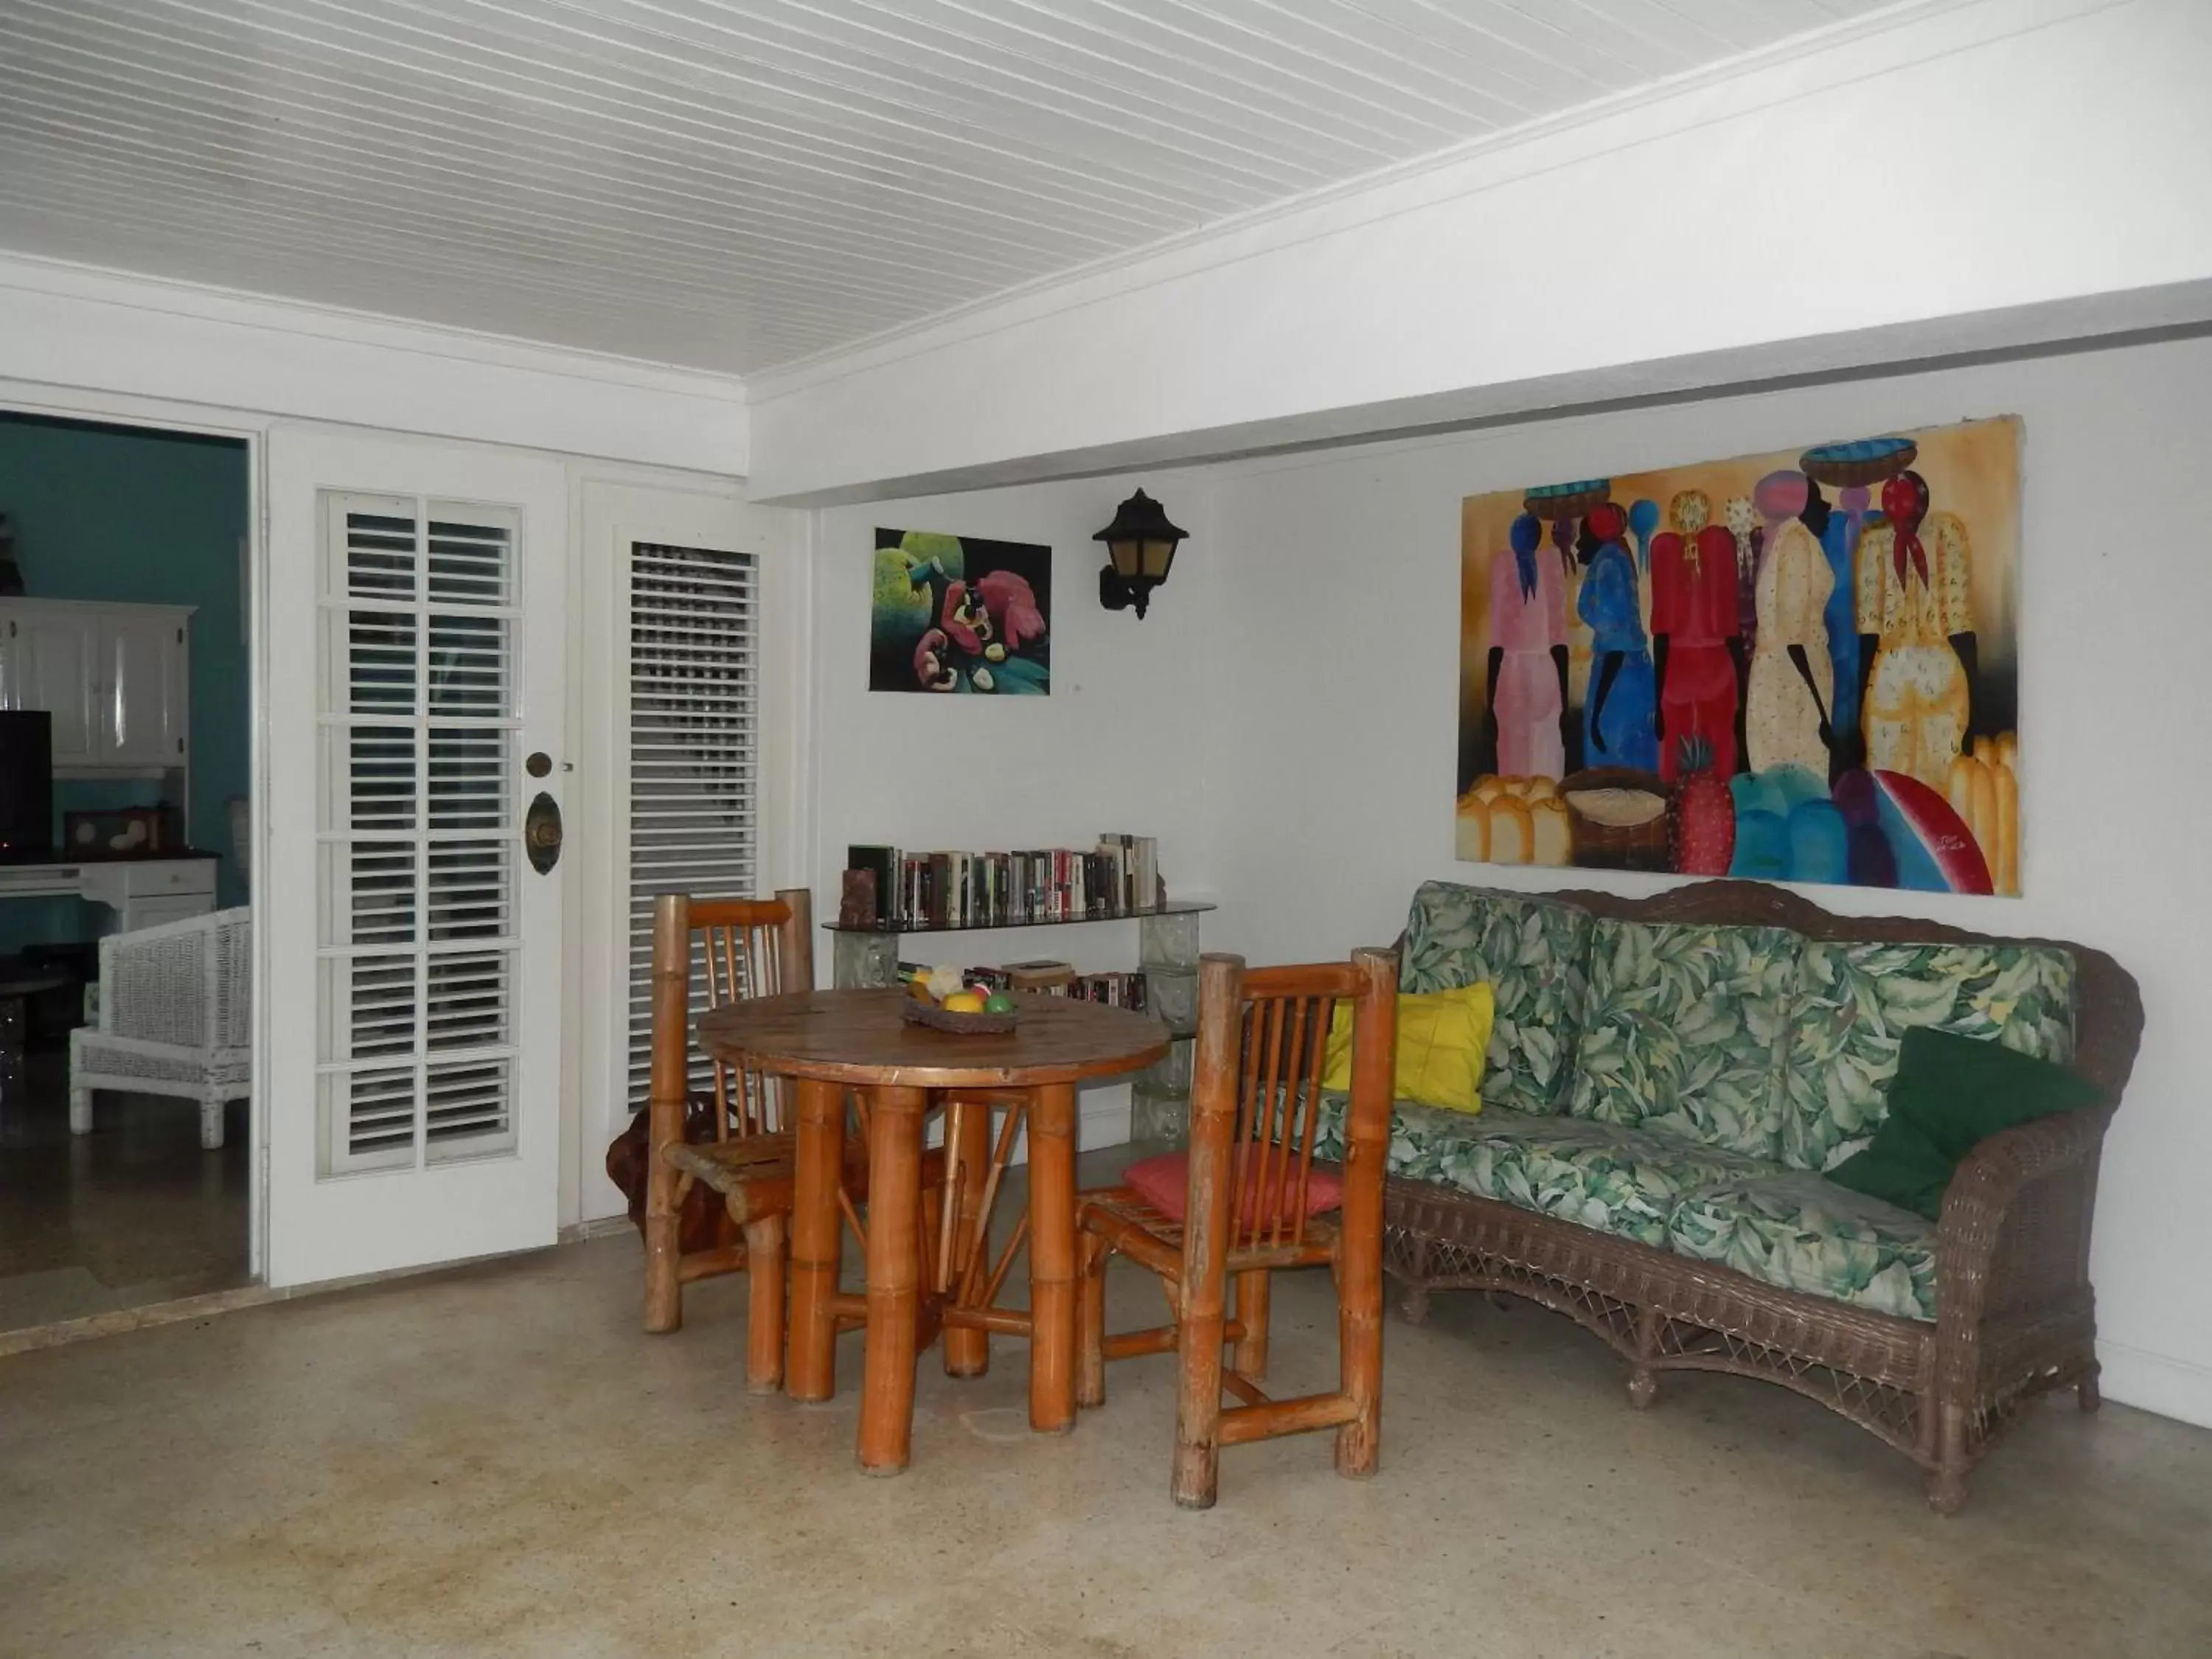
[1931,1105,2113,1377]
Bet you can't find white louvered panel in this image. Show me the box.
[425,953,512,1051]
[425,728,507,832]
[347,613,417,714]
[0,0,1906,375]
[316,491,523,1175]
[342,843,417,950]
[425,1057,512,1147]
[336,1068,417,1163]
[426,843,511,942]
[625,542,759,1111]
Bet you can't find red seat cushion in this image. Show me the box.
[1121,1150,1343,1228]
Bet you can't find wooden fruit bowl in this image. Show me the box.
[902,998,1019,1035]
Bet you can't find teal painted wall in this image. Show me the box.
[0,416,251,949]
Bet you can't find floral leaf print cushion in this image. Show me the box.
[1780,941,2076,1172]
[1565,919,1801,1161]
[1668,1171,1940,1321]
[1399,883,1593,1116]
[1312,1096,1772,1249]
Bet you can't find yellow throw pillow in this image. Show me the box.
[1321,981,1493,1113]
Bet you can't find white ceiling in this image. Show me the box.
[0,0,1899,378]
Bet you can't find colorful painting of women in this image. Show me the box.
[1457,417,2021,894]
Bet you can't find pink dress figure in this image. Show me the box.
[1488,512,1568,779]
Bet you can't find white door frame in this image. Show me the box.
[568,470,808,1227]
[0,379,273,1279]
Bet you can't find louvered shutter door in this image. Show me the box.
[318,494,522,1174]
[625,543,759,1109]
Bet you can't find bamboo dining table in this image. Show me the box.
[697,987,1169,1474]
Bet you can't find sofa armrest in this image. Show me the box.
[1930,1105,2112,1383]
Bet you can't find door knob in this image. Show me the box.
[524,791,563,874]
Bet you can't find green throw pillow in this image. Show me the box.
[1829,1027,2102,1222]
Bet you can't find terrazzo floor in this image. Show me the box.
[3,1146,2208,1658]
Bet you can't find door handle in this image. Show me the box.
[524,791,563,874]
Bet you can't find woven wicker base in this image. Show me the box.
[1380,1179,2099,1512]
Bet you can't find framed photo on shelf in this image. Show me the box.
[63,805,173,857]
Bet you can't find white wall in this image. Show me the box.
[1189,332,2212,1427]
[808,475,1220,1143]
[0,254,749,476]
[748,0,2212,504]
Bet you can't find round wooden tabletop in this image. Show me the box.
[697,988,1171,1088]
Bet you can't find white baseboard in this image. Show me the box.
[1081,1096,1132,1152]
[2097,1340,2212,1430]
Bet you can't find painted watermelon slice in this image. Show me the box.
[1871,770,1994,895]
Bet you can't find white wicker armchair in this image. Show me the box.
[69,907,251,1150]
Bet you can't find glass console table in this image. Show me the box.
[823,901,1213,1141]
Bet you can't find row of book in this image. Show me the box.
[902,959,1151,1012]
[844,835,1161,931]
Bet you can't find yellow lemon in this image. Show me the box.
[942,991,986,1014]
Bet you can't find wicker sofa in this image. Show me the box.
[1314,878,2141,1512]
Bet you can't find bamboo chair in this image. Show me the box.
[1074,947,1397,1508]
[630,888,953,1395]
[635,889,852,1391]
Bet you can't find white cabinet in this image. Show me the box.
[0,599,192,775]
[102,609,189,767]
[0,604,99,762]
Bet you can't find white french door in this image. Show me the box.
[572,479,802,1223]
[265,427,568,1286]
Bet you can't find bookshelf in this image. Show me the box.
[824,902,1212,1144]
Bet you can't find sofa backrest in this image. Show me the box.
[1399,881,1591,1116]
[1565,917,1801,1161]
[1408,879,2143,1169]
[1780,939,2079,1171]
[1552,880,2139,1164]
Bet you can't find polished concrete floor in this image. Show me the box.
[3,1167,2210,1658]
[0,1050,251,1332]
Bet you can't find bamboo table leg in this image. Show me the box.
[785,1077,845,1404]
[1026,1081,1079,1435]
[943,1096,993,1379]
[858,1084,927,1475]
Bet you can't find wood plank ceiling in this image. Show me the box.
[0,0,1896,376]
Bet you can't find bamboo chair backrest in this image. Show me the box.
[648,890,813,1141]
[1197,950,1397,1253]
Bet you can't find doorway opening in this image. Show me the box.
[0,411,256,1332]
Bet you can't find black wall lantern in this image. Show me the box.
[1093,489,1186,619]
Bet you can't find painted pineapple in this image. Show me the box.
[1671,736,1735,875]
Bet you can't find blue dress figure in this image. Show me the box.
[1801,436,1922,759]
[1810,482,1869,748]
[1576,502,1659,771]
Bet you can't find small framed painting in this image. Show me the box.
[870,529,1051,695]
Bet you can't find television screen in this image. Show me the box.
[0,710,54,860]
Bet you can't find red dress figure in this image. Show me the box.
[1652,509,1744,782]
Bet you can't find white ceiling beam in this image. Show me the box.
[746,0,2212,504]
[0,254,750,473]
